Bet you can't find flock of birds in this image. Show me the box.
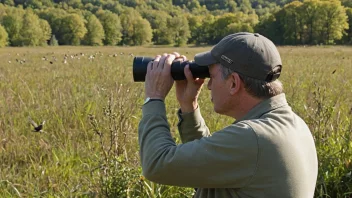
[7,51,135,65]
[8,50,191,133]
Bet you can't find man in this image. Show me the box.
[138,32,318,197]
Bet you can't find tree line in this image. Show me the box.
[0,0,350,47]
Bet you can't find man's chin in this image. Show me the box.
[213,106,219,113]
[214,106,227,115]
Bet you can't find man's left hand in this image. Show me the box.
[145,53,176,100]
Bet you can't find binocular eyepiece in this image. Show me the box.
[133,57,210,82]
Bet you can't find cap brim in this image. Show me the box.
[194,51,217,66]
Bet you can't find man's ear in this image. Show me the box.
[229,73,241,95]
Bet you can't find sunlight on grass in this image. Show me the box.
[0,46,351,197]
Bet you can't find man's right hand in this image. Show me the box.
[172,52,205,113]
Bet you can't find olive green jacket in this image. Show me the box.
[138,94,318,198]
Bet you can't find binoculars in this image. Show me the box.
[133,57,210,82]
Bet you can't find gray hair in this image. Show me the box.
[219,64,284,99]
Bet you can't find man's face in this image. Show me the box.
[207,64,232,114]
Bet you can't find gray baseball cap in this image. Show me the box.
[194,32,282,82]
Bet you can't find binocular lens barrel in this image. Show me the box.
[133,57,210,82]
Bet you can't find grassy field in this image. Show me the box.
[0,45,351,197]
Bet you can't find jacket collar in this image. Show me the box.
[234,93,288,123]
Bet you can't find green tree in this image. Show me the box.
[187,14,203,44]
[58,13,87,45]
[24,0,44,9]
[0,3,7,20]
[39,19,52,45]
[190,4,209,15]
[195,14,215,44]
[237,0,253,13]
[95,9,122,45]
[228,0,238,12]
[83,13,105,46]
[227,12,259,33]
[118,0,140,8]
[132,17,153,45]
[1,0,14,6]
[255,3,281,17]
[257,0,348,45]
[102,1,125,15]
[210,12,258,43]
[342,8,352,44]
[84,3,95,12]
[2,7,24,46]
[255,13,285,44]
[318,0,348,44]
[20,9,51,46]
[0,24,8,47]
[142,9,172,45]
[279,1,305,44]
[300,0,321,44]
[37,8,67,44]
[147,0,174,13]
[167,15,190,46]
[187,0,202,12]
[49,34,59,46]
[120,8,152,45]
[341,0,352,7]
[209,13,236,43]
[196,0,238,11]
[56,0,83,9]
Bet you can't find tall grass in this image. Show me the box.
[0,46,351,197]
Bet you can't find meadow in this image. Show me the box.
[0,45,351,197]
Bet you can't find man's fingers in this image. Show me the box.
[172,52,180,57]
[195,78,205,85]
[164,54,175,74]
[153,55,161,70]
[172,52,187,62]
[158,53,168,69]
[184,64,194,82]
[147,61,153,72]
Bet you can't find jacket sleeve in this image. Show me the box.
[177,107,210,143]
[138,101,258,188]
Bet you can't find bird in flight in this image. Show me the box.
[28,117,46,132]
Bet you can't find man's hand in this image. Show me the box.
[145,53,176,100]
[172,52,205,113]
